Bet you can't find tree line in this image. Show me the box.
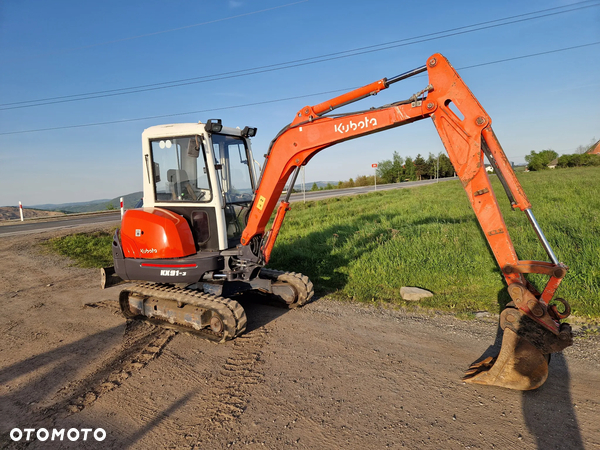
[374,151,455,183]
[304,137,598,192]
[525,138,599,171]
[307,151,455,192]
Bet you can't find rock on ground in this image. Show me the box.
[400,286,434,301]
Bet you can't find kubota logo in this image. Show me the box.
[140,248,157,254]
[334,116,378,134]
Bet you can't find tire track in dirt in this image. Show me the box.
[17,294,270,449]
[190,326,268,447]
[97,324,270,449]
[1,317,176,449]
[41,302,176,422]
[63,322,175,415]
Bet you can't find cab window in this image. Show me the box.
[151,136,212,203]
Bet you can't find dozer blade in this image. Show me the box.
[463,327,548,390]
[100,266,127,289]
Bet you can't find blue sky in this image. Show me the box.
[1,0,598,206]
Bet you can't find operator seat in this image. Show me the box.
[166,169,197,201]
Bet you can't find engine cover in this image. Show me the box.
[120,207,196,259]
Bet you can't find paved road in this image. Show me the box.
[0,178,455,237]
[286,178,453,203]
[0,212,121,237]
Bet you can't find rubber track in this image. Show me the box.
[259,269,315,307]
[120,283,247,342]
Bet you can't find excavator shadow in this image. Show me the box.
[522,352,584,449]
[465,288,582,447]
[269,211,481,299]
[487,293,583,446]
[0,325,124,439]
[234,291,298,333]
[466,320,584,447]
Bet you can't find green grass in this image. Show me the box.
[269,167,600,317]
[43,230,115,268]
[43,167,600,318]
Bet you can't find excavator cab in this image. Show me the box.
[142,122,257,252]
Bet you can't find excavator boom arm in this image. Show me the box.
[242,54,531,271]
[242,53,570,344]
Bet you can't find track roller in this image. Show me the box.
[119,283,247,342]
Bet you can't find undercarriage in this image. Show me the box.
[115,268,314,342]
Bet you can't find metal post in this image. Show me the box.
[120,197,124,219]
[374,166,377,191]
[19,201,24,221]
[524,208,559,265]
[372,163,378,191]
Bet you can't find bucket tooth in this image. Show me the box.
[463,327,548,390]
[464,357,495,377]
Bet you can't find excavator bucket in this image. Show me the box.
[463,327,549,390]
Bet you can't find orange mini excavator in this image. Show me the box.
[102,54,573,390]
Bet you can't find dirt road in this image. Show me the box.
[0,225,598,449]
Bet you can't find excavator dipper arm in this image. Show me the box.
[241,53,573,389]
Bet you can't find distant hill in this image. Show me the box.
[32,191,143,213]
[32,198,111,212]
[0,206,65,221]
[25,182,339,213]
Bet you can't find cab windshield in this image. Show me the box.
[150,136,212,203]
